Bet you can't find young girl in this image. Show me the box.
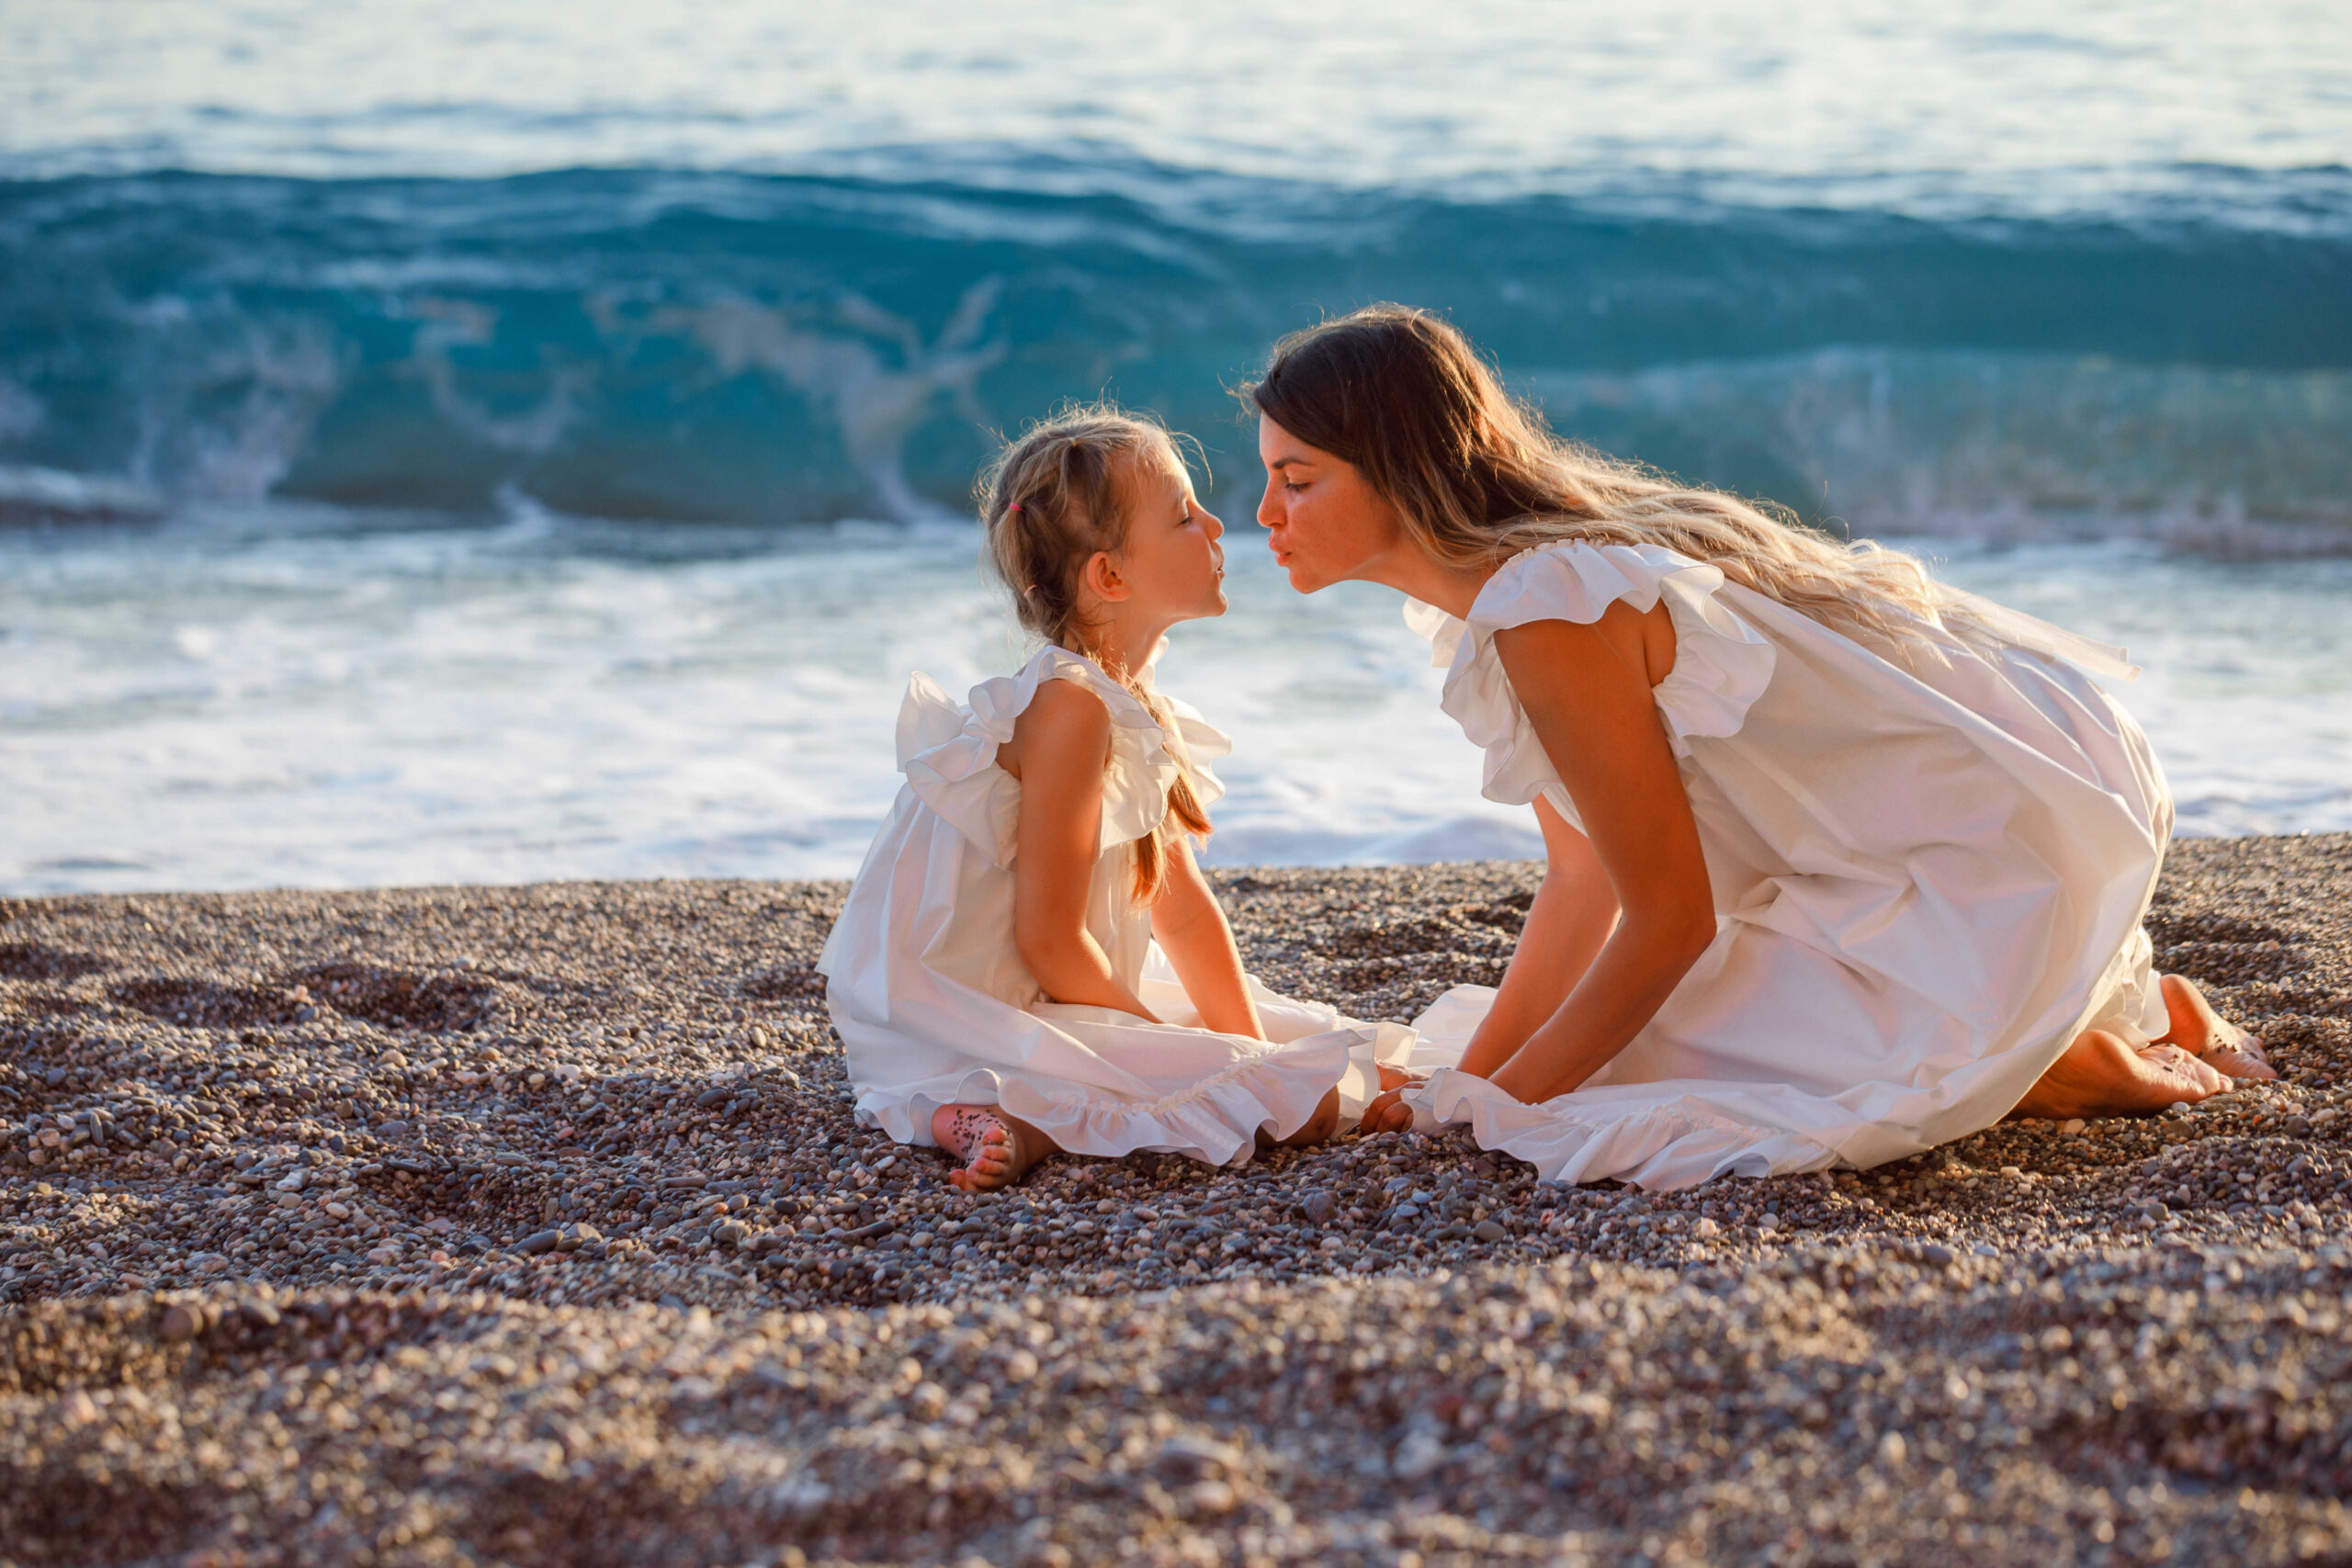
[818,405,1408,1190]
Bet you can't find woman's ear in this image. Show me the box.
[1082,549,1132,604]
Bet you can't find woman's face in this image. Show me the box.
[1256,413,1407,593]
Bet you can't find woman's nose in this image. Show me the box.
[1256,475,1281,529]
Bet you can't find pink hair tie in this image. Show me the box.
[1008,502,1023,513]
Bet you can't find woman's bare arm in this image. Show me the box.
[1453,794,1619,1078]
[1480,605,1716,1103]
[1149,836,1265,1039]
[1004,680,1158,1019]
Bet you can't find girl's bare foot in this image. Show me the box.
[932,1104,1048,1191]
[1259,1089,1344,1151]
[2159,974,2278,1082]
[2010,1029,2227,1122]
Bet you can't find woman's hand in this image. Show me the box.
[1357,1066,1424,1134]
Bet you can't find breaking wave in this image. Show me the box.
[2,163,2348,545]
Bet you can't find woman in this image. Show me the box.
[1250,305,2272,1190]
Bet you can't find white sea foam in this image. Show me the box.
[2,510,2345,896]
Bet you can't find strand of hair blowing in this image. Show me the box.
[1245,305,1951,652]
[976,404,1213,905]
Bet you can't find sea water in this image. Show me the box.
[2,0,2348,894]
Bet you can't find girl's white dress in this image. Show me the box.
[820,645,1407,1165]
[1398,541,2172,1190]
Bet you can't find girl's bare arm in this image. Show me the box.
[1149,836,1265,1039]
[1004,680,1157,1018]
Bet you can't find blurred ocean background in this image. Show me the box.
[4,0,2348,894]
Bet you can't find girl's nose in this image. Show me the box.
[1203,508,1225,542]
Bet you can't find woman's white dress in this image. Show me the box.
[820,645,1408,1166]
[1399,541,2171,1190]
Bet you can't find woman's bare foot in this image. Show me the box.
[932,1104,1050,1191]
[2159,974,2278,1082]
[2010,1029,2227,1122]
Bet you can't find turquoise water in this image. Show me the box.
[2,0,2347,892]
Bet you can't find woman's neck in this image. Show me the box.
[1360,545,1497,621]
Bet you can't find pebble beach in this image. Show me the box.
[5,834,2351,1565]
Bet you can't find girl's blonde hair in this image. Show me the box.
[1244,305,1948,651]
[977,403,1214,905]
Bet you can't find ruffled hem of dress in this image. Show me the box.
[893,645,1231,867]
[855,1027,1363,1167]
[1405,542,1777,800]
[1404,1068,1842,1190]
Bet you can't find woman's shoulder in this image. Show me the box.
[1408,536,1778,763]
[1469,539,1715,632]
[1401,539,1713,669]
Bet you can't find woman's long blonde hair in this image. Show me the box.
[1244,305,1947,650]
[977,403,1214,905]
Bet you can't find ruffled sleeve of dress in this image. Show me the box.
[896,646,1210,866]
[1406,541,1779,811]
[1148,688,1231,810]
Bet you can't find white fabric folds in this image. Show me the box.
[820,645,1411,1166]
[1397,541,2172,1190]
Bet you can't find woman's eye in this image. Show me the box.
[1283,481,1306,493]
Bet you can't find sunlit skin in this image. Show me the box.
[1256,412,2276,1135]
[932,439,1342,1190]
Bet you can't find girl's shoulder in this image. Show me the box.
[1014,644,1155,728]
[893,645,1231,865]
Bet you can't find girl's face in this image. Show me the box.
[1108,442,1227,624]
[1256,413,1407,593]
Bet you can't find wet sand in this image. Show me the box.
[4,834,2350,1565]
